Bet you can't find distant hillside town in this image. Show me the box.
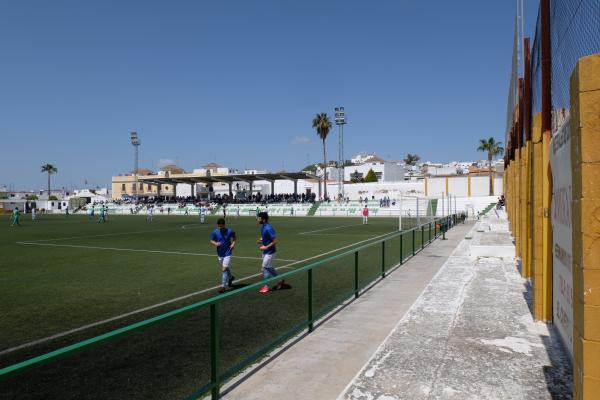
[1,152,504,214]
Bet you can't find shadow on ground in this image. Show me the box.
[521,279,573,399]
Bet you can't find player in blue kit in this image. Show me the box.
[210,218,237,293]
[257,212,285,293]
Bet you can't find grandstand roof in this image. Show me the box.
[137,171,319,185]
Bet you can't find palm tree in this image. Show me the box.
[41,164,58,198]
[403,153,421,166]
[312,113,332,199]
[477,137,504,196]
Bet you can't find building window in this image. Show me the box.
[147,184,152,191]
[165,186,169,190]
[121,184,126,191]
[139,183,143,190]
[375,172,383,179]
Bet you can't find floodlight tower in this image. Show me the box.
[130,131,141,203]
[334,107,347,199]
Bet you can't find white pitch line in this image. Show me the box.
[2,229,395,356]
[15,242,300,262]
[20,224,202,244]
[298,223,363,235]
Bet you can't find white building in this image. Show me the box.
[192,162,238,176]
[424,161,472,176]
[351,153,384,165]
[243,169,268,175]
[344,162,405,182]
[69,189,111,204]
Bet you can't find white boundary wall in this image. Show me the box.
[426,176,503,197]
[166,176,504,202]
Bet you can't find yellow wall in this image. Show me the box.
[570,54,600,400]
[111,175,175,199]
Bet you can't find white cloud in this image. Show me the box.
[157,158,177,168]
[292,136,311,145]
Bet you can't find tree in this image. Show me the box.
[477,137,504,196]
[403,153,421,166]
[41,164,58,197]
[312,113,332,199]
[302,164,318,173]
[364,168,378,183]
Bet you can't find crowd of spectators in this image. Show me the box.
[106,192,317,208]
[379,196,393,208]
[209,192,316,205]
[104,193,405,209]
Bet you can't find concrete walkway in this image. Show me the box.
[223,210,572,399]
[341,210,571,400]
[222,222,473,400]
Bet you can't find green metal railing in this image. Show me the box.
[1,213,466,399]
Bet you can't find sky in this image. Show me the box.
[0,1,539,191]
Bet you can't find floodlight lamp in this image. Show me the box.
[334,106,346,125]
[130,131,140,146]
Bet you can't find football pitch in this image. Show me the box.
[0,213,437,399]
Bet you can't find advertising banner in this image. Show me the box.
[550,115,573,355]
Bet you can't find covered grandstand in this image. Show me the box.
[135,171,319,199]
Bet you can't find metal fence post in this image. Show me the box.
[308,269,314,332]
[421,225,424,250]
[381,241,386,278]
[210,303,220,400]
[429,222,432,243]
[412,229,415,256]
[354,251,359,298]
[400,233,403,265]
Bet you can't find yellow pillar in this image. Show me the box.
[542,124,553,321]
[507,162,513,226]
[508,161,514,228]
[531,113,547,320]
[445,176,449,196]
[571,54,600,400]
[524,140,533,278]
[467,175,471,197]
[424,177,428,196]
[510,156,517,231]
[515,148,521,258]
[520,142,529,276]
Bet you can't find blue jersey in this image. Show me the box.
[211,228,236,257]
[260,223,277,255]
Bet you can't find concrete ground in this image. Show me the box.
[222,210,572,400]
[221,221,473,400]
[341,210,571,400]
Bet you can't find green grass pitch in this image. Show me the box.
[0,213,434,399]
